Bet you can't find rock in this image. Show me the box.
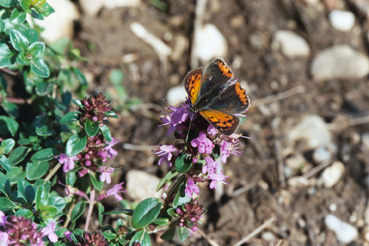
[287,115,332,151]
[194,24,227,62]
[261,231,277,241]
[272,31,310,58]
[311,45,369,80]
[33,0,79,43]
[329,10,355,32]
[249,32,268,50]
[362,133,369,150]
[325,214,358,244]
[320,161,345,188]
[80,0,140,16]
[285,154,309,176]
[126,170,161,201]
[363,226,369,242]
[166,86,187,105]
[313,147,332,163]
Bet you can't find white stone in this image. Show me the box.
[194,24,227,62]
[311,45,369,80]
[313,147,332,163]
[362,133,369,150]
[325,214,358,244]
[104,0,141,9]
[272,30,310,58]
[166,86,187,105]
[261,232,277,241]
[33,0,79,43]
[80,0,103,16]
[329,10,355,32]
[286,154,306,171]
[320,161,345,188]
[287,115,332,151]
[126,170,161,201]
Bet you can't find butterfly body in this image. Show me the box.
[184,58,250,135]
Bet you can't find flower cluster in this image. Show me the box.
[176,199,205,232]
[66,231,107,246]
[156,100,243,197]
[0,211,58,245]
[79,92,112,123]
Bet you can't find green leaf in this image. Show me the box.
[66,171,77,186]
[17,179,34,203]
[27,42,45,59]
[0,155,11,171]
[41,205,58,219]
[36,183,49,210]
[0,197,17,212]
[103,230,117,240]
[48,196,66,213]
[72,99,83,108]
[16,52,30,65]
[20,0,31,11]
[15,208,33,218]
[38,2,55,17]
[153,217,169,226]
[30,57,50,78]
[60,112,79,124]
[129,230,151,246]
[9,29,29,52]
[0,0,15,8]
[72,67,87,85]
[31,148,55,162]
[66,134,87,156]
[177,227,189,242]
[8,146,30,165]
[26,161,49,180]
[0,172,10,195]
[35,81,53,96]
[173,183,191,208]
[175,154,192,173]
[10,8,27,24]
[103,209,134,216]
[105,111,118,119]
[6,166,25,182]
[161,227,175,240]
[84,119,99,137]
[89,173,103,191]
[0,44,16,68]
[0,116,19,136]
[2,100,19,118]
[156,170,178,192]
[97,202,104,226]
[0,139,15,155]
[71,201,86,222]
[23,29,39,43]
[99,124,112,142]
[132,198,162,229]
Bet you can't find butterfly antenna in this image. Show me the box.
[185,116,193,143]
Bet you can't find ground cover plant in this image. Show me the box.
[0,1,251,245]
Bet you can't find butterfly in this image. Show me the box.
[184,58,250,135]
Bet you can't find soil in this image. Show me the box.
[71,0,369,245]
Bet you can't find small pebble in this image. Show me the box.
[194,24,227,62]
[325,214,358,244]
[126,170,161,201]
[329,10,355,32]
[272,30,310,58]
[166,86,187,105]
[313,147,331,163]
[320,161,345,188]
[261,231,277,241]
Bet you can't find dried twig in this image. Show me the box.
[302,160,331,179]
[0,67,18,76]
[130,22,172,75]
[274,139,286,187]
[214,159,224,202]
[190,0,207,69]
[327,115,369,130]
[122,143,155,152]
[252,85,306,107]
[233,217,275,246]
[197,229,221,246]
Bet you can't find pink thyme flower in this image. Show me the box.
[219,135,242,163]
[41,222,58,243]
[208,172,229,189]
[98,166,115,184]
[98,138,120,162]
[185,178,200,197]
[64,231,72,242]
[55,154,78,173]
[207,125,218,136]
[99,182,125,201]
[160,100,194,134]
[0,211,6,227]
[202,156,218,174]
[0,231,9,245]
[191,131,214,154]
[155,145,177,166]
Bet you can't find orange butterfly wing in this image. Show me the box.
[184,68,202,105]
[200,110,240,135]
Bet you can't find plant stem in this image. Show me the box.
[5,97,31,104]
[45,163,61,181]
[84,189,95,232]
[63,198,77,228]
